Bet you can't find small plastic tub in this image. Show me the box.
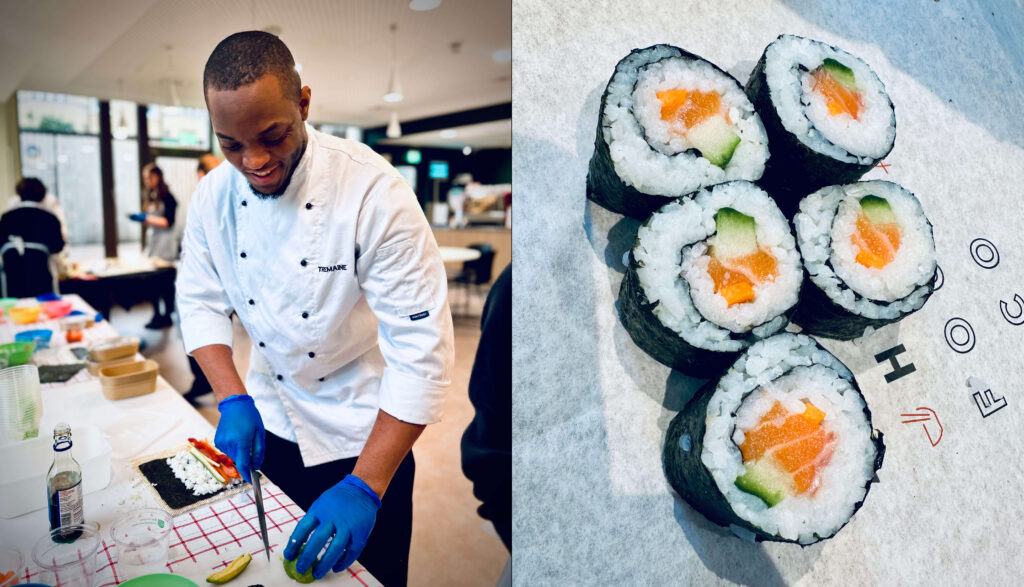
[8,306,41,325]
[41,300,72,319]
[14,330,52,350]
[0,342,35,368]
[0,545,24,586]
[31,524,101,587]
[99,359,158,400]
[88,336,140,362]
[61,314,92,331]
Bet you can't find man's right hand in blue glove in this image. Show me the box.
[214,394,265,484]
[127,213,147,223]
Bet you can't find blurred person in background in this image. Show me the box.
[0,178,65,297]
[129,163,178,329]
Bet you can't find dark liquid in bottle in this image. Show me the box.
[47,471,83,543]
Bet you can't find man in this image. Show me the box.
[0,178,65,297]
[177,31,453,586]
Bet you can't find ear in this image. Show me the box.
[299,86,312,121]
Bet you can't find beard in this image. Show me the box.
[247,137,308,200]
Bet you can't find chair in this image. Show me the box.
[452,243,495,316]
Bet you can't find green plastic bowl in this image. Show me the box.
[0,341,35,368]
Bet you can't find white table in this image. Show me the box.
[0,297,379,586]
[439,245,482,265]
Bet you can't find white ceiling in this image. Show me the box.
[376,118,511,149]
[0,0,511,128]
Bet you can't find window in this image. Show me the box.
[147,105,210,150]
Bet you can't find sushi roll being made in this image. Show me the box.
[663,333,885,544]
[619,181,801,377]
[745,35,895,215]
[792,180,937,340]
[588,44,769,219]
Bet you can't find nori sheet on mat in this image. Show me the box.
[138,458,233,511]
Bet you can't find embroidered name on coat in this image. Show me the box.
[318,264,348,272]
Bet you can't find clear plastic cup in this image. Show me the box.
[0,545,25,586]
[31,523,100,587]
[0,365,42,444]
[110,508,173,579]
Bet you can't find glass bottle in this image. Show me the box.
[47,422,83,541]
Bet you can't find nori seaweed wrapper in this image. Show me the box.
[662,340,886,544]
[744,36,894,217]
[139,458,234,510]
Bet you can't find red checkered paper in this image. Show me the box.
[20,481,381,586]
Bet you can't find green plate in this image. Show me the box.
[118,574,199,587]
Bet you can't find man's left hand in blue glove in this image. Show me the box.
[284,474,381,580]
[128,213,147,223]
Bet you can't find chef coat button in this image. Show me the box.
[276,374,283,381]
[318,377,325,382]
[240,252,247,258]
[305,202,313,210]
[308,352,315,358]
[301,312,309,319]
[248,299,254,305]
[241,200,248,206]
[300,259,307,267]
[258,341,265,348]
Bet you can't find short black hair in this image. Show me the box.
[203,31,301,102]
[16,177,46,202]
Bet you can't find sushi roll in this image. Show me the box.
[588,44,770,219]
[746,35,895,215]
[619,181,800,377]
[792,180,936,340]
[663,333,885,544]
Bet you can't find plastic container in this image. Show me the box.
[31,524,101,587]
[41,300,73,319]
[86,355,139,376]
[87,336,140,362]
[8,306,41,325]
[0,341,35,368]
[0,545,24,586]
[0,365,42,445]
[0,298,17,312]
[61,314,92,331]
[99,360,158,400]
[0,424,111,519]
[15,329,52,350]
[110,508,173,579]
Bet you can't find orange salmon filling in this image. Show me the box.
[811,68,862,119]
[657,89,725,129]
[851,214,902,269]
[706,250,779,306]
[740,401,835,494]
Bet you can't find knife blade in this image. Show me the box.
[251,467,270,561]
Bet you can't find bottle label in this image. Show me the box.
[56,481,84,527]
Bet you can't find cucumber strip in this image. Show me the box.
[189,447,227,484]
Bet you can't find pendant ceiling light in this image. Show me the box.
[409,0,441,11]
[384,23,403,103]
[386,112,402,138]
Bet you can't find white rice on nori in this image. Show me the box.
[794,180,936,318]
[701,334,880,544]
[167,450,237,496]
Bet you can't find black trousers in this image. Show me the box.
[261,431,415,587]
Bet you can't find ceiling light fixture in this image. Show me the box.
[294,62,303,73]
[386,112,402,138]
[440,129,457,139]
[492,48,512,63]
[409,0,441,11]
[462,146,472,156]
[384,23,403,103]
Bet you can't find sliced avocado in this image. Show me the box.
[859,195,898,224]
[822,58,856,89]
[688,116,741,168]
[206,552,252,584]
[709,207,758,259]
[734,458,792,507]
[283,550,317,584]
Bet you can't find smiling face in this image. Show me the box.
[206,74,311,198]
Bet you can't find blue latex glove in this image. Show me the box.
[128,213,147,223]
[284,475,382,579]
[213,394,265,483]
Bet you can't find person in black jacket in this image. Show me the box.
[0,178,65,298]
[461,263,512,552]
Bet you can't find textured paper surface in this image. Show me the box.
[512,1,1024,584]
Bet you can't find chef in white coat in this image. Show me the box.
[177,31,453,586]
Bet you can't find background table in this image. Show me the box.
[439,246,482,265]
[514,1,1024,585]
[60,258,176,319]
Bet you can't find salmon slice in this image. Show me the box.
[706,249,779,306]
[852,213,901,269]
[657,89,724,129]
[739,401,834,495]
[811,68,862,119]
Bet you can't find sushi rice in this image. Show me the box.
[167,450,240,496]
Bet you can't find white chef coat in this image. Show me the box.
[176,124,454,467]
